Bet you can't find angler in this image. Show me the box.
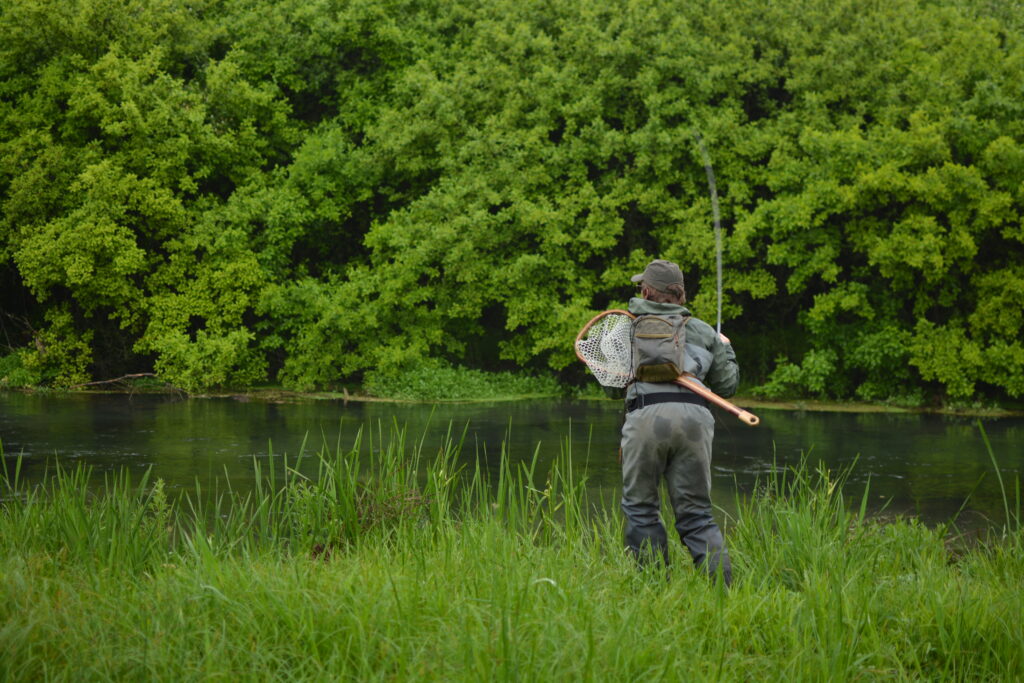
[617,259,739,582]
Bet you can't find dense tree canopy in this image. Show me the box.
[1,0,1022,403]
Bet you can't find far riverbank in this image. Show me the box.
[5,384,1021,419]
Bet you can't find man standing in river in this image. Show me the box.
[618,259,738,584]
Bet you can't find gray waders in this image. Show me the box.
[620,400,732,585]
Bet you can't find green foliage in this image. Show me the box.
[142,328,266,393]
[0,351,39,388]
[364,361,561,401]
[732,0,1024,403]
[756,350,838,399]
[16,306,93,387]
[1,0,1023,402]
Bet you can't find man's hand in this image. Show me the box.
[719,333,731,345]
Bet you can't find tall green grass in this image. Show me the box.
[1,425,1021,681]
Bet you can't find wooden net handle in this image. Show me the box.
[576,309,760,427]
[675,375,760,427]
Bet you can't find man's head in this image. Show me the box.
[630,259,686,304]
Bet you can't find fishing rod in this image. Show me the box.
[692,131,722,335]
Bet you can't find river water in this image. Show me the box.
[1,392,1021,529]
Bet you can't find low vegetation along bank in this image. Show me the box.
[7,367,1023,417]
[2,428,1022,680]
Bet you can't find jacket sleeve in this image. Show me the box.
[705,335,740,398]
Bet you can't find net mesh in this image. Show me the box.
[575,312,633,388]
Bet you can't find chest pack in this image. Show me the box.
[631,313,690,383]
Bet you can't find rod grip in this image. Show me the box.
[737,410,760,427]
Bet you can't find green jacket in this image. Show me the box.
[607,298,740,401]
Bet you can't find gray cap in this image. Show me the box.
[630,259,685,291]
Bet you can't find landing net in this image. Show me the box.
[574,312,633,388]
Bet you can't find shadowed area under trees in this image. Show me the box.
[1,0,1022,405]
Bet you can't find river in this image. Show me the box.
[1,392,1021,530]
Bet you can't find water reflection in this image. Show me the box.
[1,393,1021,529]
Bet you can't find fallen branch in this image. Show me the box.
[69,373,158,389]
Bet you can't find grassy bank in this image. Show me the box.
[2,427,1022,681]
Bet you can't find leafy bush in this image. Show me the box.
[364,362,561,401]
[0,351,40,388]
[16,308,93,387]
